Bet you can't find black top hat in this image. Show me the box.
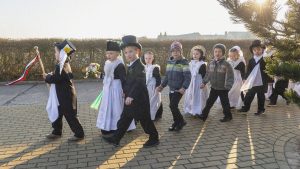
[55,39,76,56]
[120,35,142,50]
[249,40,266,54]
[106,40,121,52]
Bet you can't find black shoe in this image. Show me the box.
[143,139,159,148]
[267,103,277,107]
[254,110,265,116]
[102,136,119,147]
[174,121,187,131]
[169,122,177,131]
[68,136,84,142]
[198,114,208,122]
[238,108,249,113]
[101,130,114,135]
[230,107,236,109]
[46,134,61,140]
[220,117,232,122]
[286,100,291,105]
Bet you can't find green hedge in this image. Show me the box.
[0,38,253,82]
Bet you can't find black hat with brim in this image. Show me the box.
[249,40,266,54]
[54,39,76,56]
[120,35,142,50]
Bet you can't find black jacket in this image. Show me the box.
[245,57,268,91]
[123,59,150,120]
[45,64,77,113]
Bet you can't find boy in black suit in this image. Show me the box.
[239,40,268,115]
[43,40,85,142]
[103,35,159,148]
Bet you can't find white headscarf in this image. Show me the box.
[59,50,68,74]
[227,46,246,67]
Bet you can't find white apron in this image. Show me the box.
[183,60,208,115]
[145,64,162,120]
[228,60,244,108]
[96,59,136,131]
[241,60,263,92]
[46,84,59,122]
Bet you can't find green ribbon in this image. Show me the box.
[90,91,103,110]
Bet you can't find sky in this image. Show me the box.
[0,0,288,39]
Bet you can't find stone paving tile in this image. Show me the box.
[0,83,300,169]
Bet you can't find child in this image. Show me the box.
[96,41,136,135]
[103,35,159,148]
[157,41,191,131]
[239,40,268,115]
[144,51,163,121]
[183,45,208,116]
[44,40,85,141]
[268,77,290,106]
[227,46,246,109]
[198,44,234,122]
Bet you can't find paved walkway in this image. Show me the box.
[0,82,300,169]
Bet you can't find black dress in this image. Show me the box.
[101,63,127,135]
[152,66,163,119]
[45,63,84,138]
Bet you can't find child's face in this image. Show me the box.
[214,48,223,60]
[54,47,60,62]
[124,46,139,62]
[144,53,154,65]
[252,47,263,56]
[229,51,239,61]
[106,51,119,61]
[192,50,201,60]
[171,49,181,60]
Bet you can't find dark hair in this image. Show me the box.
[142,51,155,64]
[193,49,205,61]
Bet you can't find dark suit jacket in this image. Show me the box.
[45,63,77,113]
[123,59,150,120]
[245,57,268,92]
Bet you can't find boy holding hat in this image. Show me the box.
[198,43,234,122]
[103,35,159,148]
[239,40,268,115]
[43,40,85,142]
[96,40,136,135]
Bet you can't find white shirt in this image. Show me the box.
[254,55,263,63]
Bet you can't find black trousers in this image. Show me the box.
[270,91,288,104]
[169,92,184,124]
[114,109,158,142]
[243,86,265,111]
[202,88,232,118]
[155,103,163,119]
[52,106,85,138]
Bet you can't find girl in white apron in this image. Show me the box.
[227,46,246,109]
[143,51,163,121]
[96,41,135,135]
[184,45,208,116]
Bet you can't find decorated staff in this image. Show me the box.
[44,40,85,142]
[6,47,43,85]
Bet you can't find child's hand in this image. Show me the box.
[125,97,134,105]
[178,88,186,94]
[156,86,163,92]
[42,73,48,79]
[200,83,205,89]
